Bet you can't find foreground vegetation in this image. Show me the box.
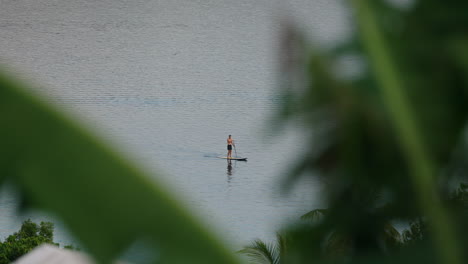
[239,184,468,263]
[1,0,468,263]
[238,0,468,263]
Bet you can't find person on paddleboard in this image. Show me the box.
[227,135,235,158]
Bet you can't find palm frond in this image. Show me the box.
[300,209,327,222]
[238,238,280,264]
[276,233,287,259]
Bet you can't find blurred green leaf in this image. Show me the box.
[271,1,468,264]
[352,1,462,263]
[0,70,240,264]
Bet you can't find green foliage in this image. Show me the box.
[0,219,57,264]
[273,0,468,263]
[239,210,404,263]
[402,218,426,245]
[402,183,468,246]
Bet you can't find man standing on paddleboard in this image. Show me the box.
[227,135,235,158]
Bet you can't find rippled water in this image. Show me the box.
[0,0,348,259]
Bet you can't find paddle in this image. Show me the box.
[233,144,238,158]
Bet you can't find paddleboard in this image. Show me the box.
[218,156,247,161]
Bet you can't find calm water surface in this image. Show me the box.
[0,0,348,259]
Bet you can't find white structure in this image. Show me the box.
[14,244,128,264]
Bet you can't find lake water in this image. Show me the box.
[0,0,348,261]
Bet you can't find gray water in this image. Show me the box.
[0,0,349,260]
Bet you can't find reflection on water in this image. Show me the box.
[227,159,233,179]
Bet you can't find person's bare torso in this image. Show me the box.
[227,138,233,145]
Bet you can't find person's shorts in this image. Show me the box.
[227,145,232,150]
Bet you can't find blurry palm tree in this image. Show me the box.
[240,209,402,263]
[271,0,468,263]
